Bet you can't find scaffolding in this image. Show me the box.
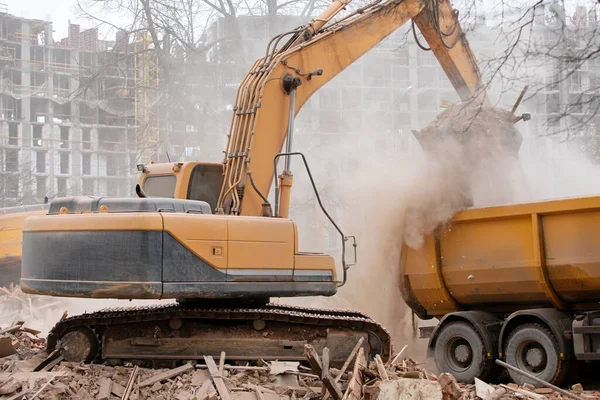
[133,32,160,163]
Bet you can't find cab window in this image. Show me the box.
[142,175,176,198]
[187,164,224,212]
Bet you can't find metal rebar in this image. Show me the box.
[494,360,583,400]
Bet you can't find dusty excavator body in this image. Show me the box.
[22,196,337,300]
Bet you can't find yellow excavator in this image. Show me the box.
[18,0,505,367]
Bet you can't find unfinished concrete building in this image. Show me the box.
[0,13,138,207]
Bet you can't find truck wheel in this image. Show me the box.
[504,323,568,387]
[434,322,494,383]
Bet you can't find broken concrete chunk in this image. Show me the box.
[151,382,164,392]
[376,379,442,400]
[474,377,494,400]
[572,383,584,392]
[437,373,463,400]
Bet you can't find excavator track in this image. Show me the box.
[49,303,392,368]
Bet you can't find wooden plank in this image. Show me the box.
[335,337,364,383]
[374,355,388,380]
[499,384,545,400]
[21,327,41,336]
[98,378,112,400]
[321,348,329,400]
[388,344,408,367]
[219,351,226,376]
[30,372,60,400]
[304,344,323,374]
[111,382,126,397]
[196,380,217,400]
[41,355,64,372]
[254,386,266,400]
[342,347,365,400]
[0,325,21,335]
[33,349,60,372]
[303,345,343,400]
[139,363,193,387]
[204,355,231,400]
[121,365,139,400]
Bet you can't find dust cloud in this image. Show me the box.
[0,286,173,337]
[283,102,600,364]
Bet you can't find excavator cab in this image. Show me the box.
[137,161,225,213]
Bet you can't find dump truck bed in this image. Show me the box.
[401,195,600,319]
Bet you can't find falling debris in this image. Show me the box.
[404,102,524,249]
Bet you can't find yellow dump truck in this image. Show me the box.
[401,195,600,386]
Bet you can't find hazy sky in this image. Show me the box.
[6,0,598,43]
[7,0,82,40]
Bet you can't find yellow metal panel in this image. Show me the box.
[439,216,547,305]
[23,214,163,232]
[228,217,294,270]
[402,195,600,317]
[452,195,600,222]
[544,210,600,303]
[0,211,44,262]
[294,254,336,279]
[162,214,228,270]
[401,235,458,316]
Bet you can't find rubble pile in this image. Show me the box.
[0,284,67,338]
[0,326,598,400]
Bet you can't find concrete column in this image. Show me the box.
[70,49,81,195]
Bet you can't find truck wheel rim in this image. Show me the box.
[516,340,547,374]
[447,337,472,371]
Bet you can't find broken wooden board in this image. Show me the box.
[303,345,343,400]
[0,371,67,385]
[335,337,364,383]
[204,355,232,400]
[41,355,64,372]
[32,349,60,372]
[196,380,217,400]
[121,365,139,400]
[111,382,126,397]
[374,355,388,381]
[499,384,545,400]
[139,363,194,387]
[98,377,112,400]
[343,347,365,400]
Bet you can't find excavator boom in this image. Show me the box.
[218,0,484,217]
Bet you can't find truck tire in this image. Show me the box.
[434,322,494,383]
[504,323,568,387]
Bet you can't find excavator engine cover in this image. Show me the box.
[21,196,338,300]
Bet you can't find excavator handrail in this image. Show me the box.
[274,151,356,287]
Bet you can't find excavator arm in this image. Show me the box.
[217,0,484,217]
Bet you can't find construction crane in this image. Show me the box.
[18,0,514,367]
